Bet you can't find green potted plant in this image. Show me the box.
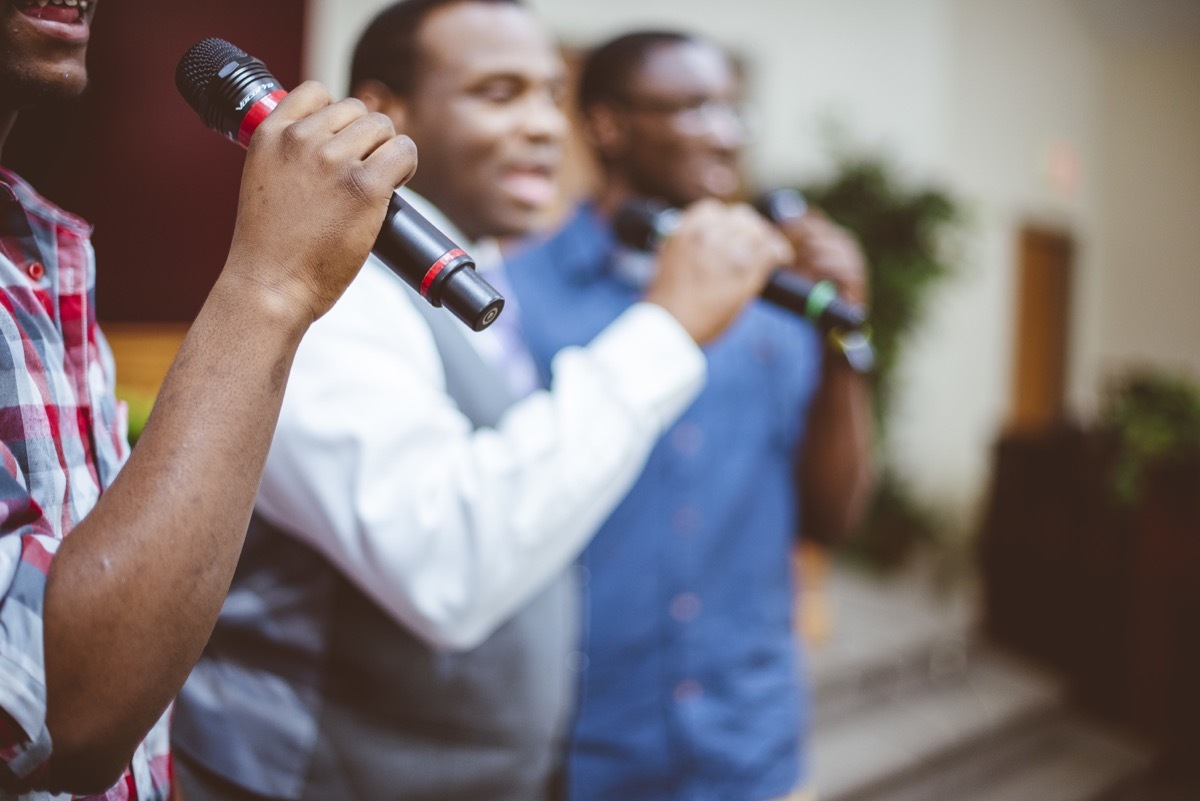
[797,153,964,570]
[1098,368,1200,770]
[1099,368,1200,509]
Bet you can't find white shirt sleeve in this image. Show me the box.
[254,260,705,651]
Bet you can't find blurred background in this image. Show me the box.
[6,0,1198,797]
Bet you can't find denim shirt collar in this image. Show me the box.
[558,202,658,291]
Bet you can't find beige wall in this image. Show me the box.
[893,0,1106,525]
[303,0,1200,533]
[304,1,376,96]
[1094,41,1200,386]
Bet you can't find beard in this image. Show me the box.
[0,67,88,111]
[0,38,89,114]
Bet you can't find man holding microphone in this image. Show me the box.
[0,0,418,797]
[507,29,876,801]
[171,2,791,800]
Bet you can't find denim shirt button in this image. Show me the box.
[671,422,704,456]
[672,506,701,535]
[670,592,702,623]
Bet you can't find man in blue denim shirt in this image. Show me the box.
[507,30,876,801]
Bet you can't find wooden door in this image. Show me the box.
[1010,225,1074,432]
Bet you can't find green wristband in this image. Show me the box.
[805,280,838,321]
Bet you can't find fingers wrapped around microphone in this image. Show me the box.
[645,199,794,345]
[228,81,420,325]
[775,210,868,308]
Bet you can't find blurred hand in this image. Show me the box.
[775,211,869,308]
[224,81,418,324]
[645,199,793,345]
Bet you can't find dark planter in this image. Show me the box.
[980,431,1200,775]
[980,425,1097,674]
[1127,457,1200,777]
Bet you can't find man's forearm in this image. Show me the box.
[255,295,705,653]
[800,360,876,544]
[42,271,309,792]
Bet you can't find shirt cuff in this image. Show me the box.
[576,301,707,433]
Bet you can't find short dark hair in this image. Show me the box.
[348,0,522,97]
[577,30,697,112]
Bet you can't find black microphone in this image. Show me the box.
[615,193,874,372]
[175,38,504,332]
[613,197,867,332]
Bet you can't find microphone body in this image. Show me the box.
[613,198,867,332]
[176,39,503,331]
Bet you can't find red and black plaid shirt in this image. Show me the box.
[0,168,170,800]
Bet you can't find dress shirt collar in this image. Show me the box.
[555,203,616,282]
[397,189,540,397]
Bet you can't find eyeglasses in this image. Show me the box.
[619,95,753,137]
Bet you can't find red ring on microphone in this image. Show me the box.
[237,89,288,146]
[419,249,467,298]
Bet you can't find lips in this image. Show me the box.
[14,0,96,46]
[18,0,92,25]
[499,164,558,209]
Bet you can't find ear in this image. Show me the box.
[583,103,629,161]
[353,79,409,133]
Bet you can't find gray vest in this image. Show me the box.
[172,293,578,801]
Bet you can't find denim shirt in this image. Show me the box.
[507,204,824,801]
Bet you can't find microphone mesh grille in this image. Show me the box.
[175,38,248,112]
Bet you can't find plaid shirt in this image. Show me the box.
[0,169,169,800]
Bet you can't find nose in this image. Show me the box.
[697,103,746,151]
[522,91,569,142]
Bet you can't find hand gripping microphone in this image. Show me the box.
[175,38,504,332]
[613,197,867,331]
[614,193,875,372]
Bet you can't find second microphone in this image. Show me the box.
[614,193,868,334]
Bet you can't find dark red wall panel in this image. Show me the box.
[4,0,307,321]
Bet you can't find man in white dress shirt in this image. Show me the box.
[170,2,791,799]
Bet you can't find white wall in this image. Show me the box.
[305,0,954,178]
[303,0,1200,535]
[304,1,385,96]
[1092,41,1200,387]
[904,0,1200,529]
[526,0,954,188]
[891,0,1106,528]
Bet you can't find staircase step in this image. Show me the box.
[806,565,1155,801]
[810,648,1064,801]
[809,563,977,721]
[856,714,1155,801]
[972,716,1152,801]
